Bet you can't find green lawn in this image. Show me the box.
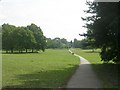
[70,48,102,64]
[2,49,79,88]
[71,48,119,88]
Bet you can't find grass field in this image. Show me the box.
[2,49,79,88]
[70,48,102,64]
[71,48,119,88]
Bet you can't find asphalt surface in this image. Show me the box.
[67,50,103,88]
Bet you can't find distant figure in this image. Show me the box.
[72,52,74,55]
[69,49,74,55]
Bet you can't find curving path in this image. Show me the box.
[67,50,103,88]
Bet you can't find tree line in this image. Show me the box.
[2,23,46,53]
[46,38,92,49]
[46,38,73,49]
[73,38,93,49]
[2,23,74,53]
[3,23,88,53]
[82,2,119,63]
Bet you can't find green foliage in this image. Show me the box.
[13,27,36,52]
[2,49,79,88]
[46,38,69,49]
[2,24,16,53]
[73,38,94,49]
[73,39,81,48]
[2,23,46,53]
[27,24,46,51]
[82,2,119,63]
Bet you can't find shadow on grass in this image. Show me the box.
[91,63,119,88]
[2,52,42,54]
[84,51,100,53]
[2,63,119,90]
[2,65,78,90]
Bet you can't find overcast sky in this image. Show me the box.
[0,0,94,41]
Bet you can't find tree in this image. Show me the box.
[2,24,16,53]
[82,2,119,63]
[12,27,36,53]
[61,38,67,44]
[73,39,81,48]
[2,23,46,53]
[27,23,46,52]
[46,38,53,48]
[46,38,69,49]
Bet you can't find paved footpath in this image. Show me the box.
[67,50,103,88]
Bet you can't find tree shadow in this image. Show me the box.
[91,63,119,88]
[2,65,78,90]
[84,51,100,53]
[2,63,119,90]
[2,52,42,54]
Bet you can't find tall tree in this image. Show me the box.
[12,27,36,53]
[2,23,46,53]
[27,24,46,52]
[82,2,119,63]
[2,24,16,53]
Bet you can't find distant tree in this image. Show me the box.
[70,40,73,48]
[46,38,54,48]
[61,38,67,44]
[73,38,92,49]
[46,38,69,49]
[73,39,81,48]
[53,38,62,48]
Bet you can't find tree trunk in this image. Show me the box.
[32,49,33,53]
[92,49,94,52]
[21,50,22,53]
[11,49,13,53]
[26,49,27,53]
[6,50,8,53]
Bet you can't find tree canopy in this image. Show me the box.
[2,23,46,53]
[46,37,70,49]
[82,2,119,63]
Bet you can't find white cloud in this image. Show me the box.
[0,0,89,41]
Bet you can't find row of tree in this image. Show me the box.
[82,2,119,63]
[73,38,93,49]
[46,38,71,49]
[46,38,92,49]
[2,23,46,53]
[2,23,89,53]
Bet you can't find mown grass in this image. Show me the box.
[71,48,102,64]
[71,48,119,88]
[2,49,79,88]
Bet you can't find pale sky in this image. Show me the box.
[0,0,93,41]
